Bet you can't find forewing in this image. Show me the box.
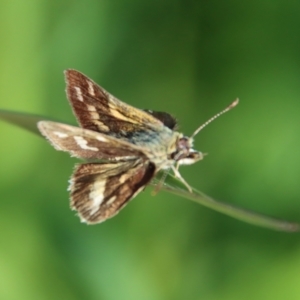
[65,69,165,135]
[69,160,155,223]
[38,121,147,160]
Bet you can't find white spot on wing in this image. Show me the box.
[119,172,130,184]
[96,135,107,142]
[87,81,95,96]
[106,196,117,205]
[87,104,97,112]
[53,131,68,138]
[94,120,110,131]
[89,180,106,214]
[74,87,83,101]
[90,112,99,119]
[74,136,98,151]
[113,156,136,161]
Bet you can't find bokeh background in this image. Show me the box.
[1,1,300,299]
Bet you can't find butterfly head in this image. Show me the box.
[172,135,203,166]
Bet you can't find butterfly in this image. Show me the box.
[38,70,238,224]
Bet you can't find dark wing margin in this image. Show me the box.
[69,160,155,224]
[64,69,165,134]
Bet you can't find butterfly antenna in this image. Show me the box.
[190,98,239,139]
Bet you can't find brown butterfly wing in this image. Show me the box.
[69,160,155,223]
[65,70,165,136]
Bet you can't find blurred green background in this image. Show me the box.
[1,1,300,299]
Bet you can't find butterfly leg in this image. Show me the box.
[151,170,170,195]
[171,165,193,193]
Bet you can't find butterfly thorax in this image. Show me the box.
[145,130,203,171]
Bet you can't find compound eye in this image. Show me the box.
[177,137,189,150]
